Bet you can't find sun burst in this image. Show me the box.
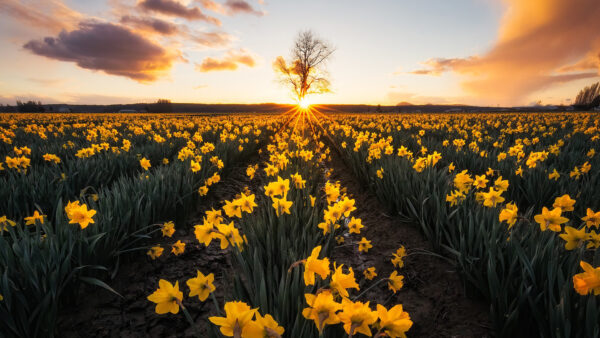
[298,97,311,109]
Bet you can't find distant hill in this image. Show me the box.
[396,101,413,106]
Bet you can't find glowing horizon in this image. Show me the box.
[0,0,599,107]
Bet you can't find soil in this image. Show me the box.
[59,142,491,338]
[327,150,491,337]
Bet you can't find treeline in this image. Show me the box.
[0,100,295,114]
[0,101,46,113]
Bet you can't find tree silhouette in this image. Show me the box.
[574,82,600,110]
[151,99,173,113]
[274,30,334,102]
[16,100,45,113]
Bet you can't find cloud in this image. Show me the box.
[139,0,221,25]
[222,0,264,16]
[118,15,234,48]
[409,57,477,76]
[409,0,600,104]
[558,51,600,73]
[195,48,258,72]
[23,21,179,82]
[120,15,179,35]
[199,0,265,16]
[198,0,226,14]
[190,31,235,48]
[0,0,81,32]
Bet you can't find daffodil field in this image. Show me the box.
[1,112,600,337]
[330,113,600,337]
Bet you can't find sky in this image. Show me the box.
[0,0,599,106]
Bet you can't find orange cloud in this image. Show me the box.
[195,48,257,72]
[139,0,221,25]
[190,31,235,48]
[0,0,81,32]
[23,21,178,82]
[410,0,600,104]
[199,0,265,16]
[559,51,600,73]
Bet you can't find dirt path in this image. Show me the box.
[328,152,491,337]
[59,157,258,338]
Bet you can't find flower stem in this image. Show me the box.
[352,278,387,301]
[176,299,196,332]
[210,292,222,315]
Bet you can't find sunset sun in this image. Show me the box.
[298,97,311,109]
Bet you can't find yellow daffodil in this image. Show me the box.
[147,279,183,314]
[337,299,378,336]
[161,221,175,237]
[209,301,258,337]
[0,215,16,230]
[194,221,215,246]
[582,208,600,228]
[187,270,215,301]
[171,240,185,255]
[358,237,372,253]
[330,263,359,298]
[388,271,404,293]
[473,175,488,189]
[553,194,576,212]
[302,291,341,333]
[237,194,257,214]
[376,304,413,338]
[391,246,406,268]
[347,217,364,234]
[190,159,201,173]
[198,185,209,196]
[573,261,600,295]
[559,226,588,250]
[147,246,164,260]
[499,203,518,228]
[272,197,292,217]
[65,203,97,229]
[24,210,45,226]
[140,157,151,171]
[534,207,569,232]
[482,187,505,207]
[243,313,285,338]
[223,199,242,218]
[549,169,560,180]
[363,267,377,280]
[215,222,244,250]
[303,246,330,286]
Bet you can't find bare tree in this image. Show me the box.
[274,30,334,102]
